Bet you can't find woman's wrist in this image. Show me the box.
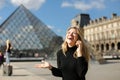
[76,52,82,57]
[77,55,82,57]
[48,65,53,70]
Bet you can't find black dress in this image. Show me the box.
[50,46,88,80]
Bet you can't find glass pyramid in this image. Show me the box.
[0,5,63,57]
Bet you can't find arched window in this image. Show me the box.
[101,44,104,51]
[117,42,120,50]
[96,44,99,51]
[111,43,115,50]
[106,44,109,50]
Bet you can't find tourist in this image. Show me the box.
[5,39,12,65]
[35,27,90,80]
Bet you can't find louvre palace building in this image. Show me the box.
[72,13,120,57]
[0,5,63,58]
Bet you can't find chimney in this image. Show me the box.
[112,13,117,18]
[102,16,107,21]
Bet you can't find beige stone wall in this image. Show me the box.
[84,14,120,56]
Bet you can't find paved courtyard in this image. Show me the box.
[0,60,120,80]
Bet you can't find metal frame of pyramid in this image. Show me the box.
[0,5,63,58]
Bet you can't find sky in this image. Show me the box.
[0,0,120,38]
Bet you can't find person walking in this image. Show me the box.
[35,26,90,80]
[5,39,12,65]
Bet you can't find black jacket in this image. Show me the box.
[50,46,88,80]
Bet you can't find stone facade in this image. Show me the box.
[83,13,120,56]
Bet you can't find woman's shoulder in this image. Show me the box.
[57,49,63,53]
[57,49,63,55]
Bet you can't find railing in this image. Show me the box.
[9,57,44,62]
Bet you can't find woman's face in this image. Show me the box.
[66,28,78,47]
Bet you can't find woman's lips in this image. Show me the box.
[68,37,73,40]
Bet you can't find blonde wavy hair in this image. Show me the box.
[62,27,90,62]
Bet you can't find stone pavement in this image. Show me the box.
[0,60,62,80]
[0,65,48,80]
[86,60,120,80]
[0,60,120,80]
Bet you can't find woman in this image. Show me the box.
[35,27,90,80]
[5,39,12,65]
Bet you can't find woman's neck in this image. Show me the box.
[68,44,75,48]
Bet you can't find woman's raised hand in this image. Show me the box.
[75,40,83,57]
[35,61,52,69]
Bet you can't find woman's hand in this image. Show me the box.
[35,61,52,69]
[75,40,83,57]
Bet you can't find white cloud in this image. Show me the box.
[91,0,105,9]
[61,1,72,7]
[0,0,5,9]
[47,25,54,29]
[56,29,63,33]
[10,0,46,10]
[61,0,105,11]
[74,1,92,11]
